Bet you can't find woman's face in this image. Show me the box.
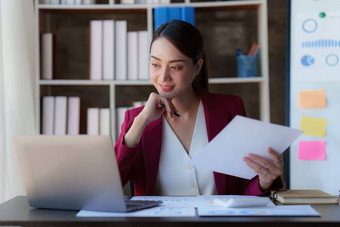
[150,37,201,100]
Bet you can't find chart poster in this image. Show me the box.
[289,0,340,195]
[292,10,340,82]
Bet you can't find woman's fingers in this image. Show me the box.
[268,147,284,167]
[158,98,176,119]
[145,92,177,119]
[243,156,272,177]
[243,148,284,190]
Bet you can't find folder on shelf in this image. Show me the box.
[127,31,138,81]
[103,20,115,81]
[54,96,67,135]
[271,190,339,205]
[90,20,103,80]
[99,108,111,136]
[82,0,96,4]
[41,33,53,80]
[154,7,196,31]
[50,0,60,4]
[42,96,55,135]
[181,7,195,26]
[168,7,181,21]
[138,31,149,80]
[115,20,127,80]
[154,7,168,31]
[132,101,144,108]
[64,0,75,5]
[121,0,135,4]
[116,107,128,139]
[87,108,100,135]
[67,97,81,135]
[159,0,170,4]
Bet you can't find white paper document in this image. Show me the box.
[77,206,195,217]
[197,205,320,217]
[131,195,273,208]
[77,195,271,217]
[77,196,320,217]
[191,115,303,179]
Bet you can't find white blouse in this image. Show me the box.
[154,101,217,196]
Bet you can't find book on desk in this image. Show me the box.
[271,190,339,205]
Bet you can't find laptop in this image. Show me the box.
[14,135,162,212]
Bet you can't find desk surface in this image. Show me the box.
[1,196,340,227]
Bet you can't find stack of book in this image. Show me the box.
[90,20,149,81]
[42,96,146,136]
[40,0,96,5]
[271,190,339,205]
[41,33,54,80]
[42,96,81,135]
[86,108,111,135]
[41,20,149,81]
[154,7,195,30]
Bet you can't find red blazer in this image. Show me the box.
[114,86,283,196]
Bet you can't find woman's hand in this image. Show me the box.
[123,92,177,147]
[140,92,177,124]
[243,148,284,191]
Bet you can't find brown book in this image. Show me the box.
[271,190,339,205]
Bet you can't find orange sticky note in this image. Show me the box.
[299,141,326,160]
[299,89,326,108]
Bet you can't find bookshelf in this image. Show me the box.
[35,0,270,140]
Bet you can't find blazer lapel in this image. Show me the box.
[142,117,162,195]
[198,87,230,195]
[198,87,230,141]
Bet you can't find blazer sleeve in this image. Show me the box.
[114,109,141,187]
[240,176,283,196]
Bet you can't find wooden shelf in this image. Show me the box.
[35,0,270,140]
[39,77,265,86]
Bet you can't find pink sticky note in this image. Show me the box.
[299,141,326,160]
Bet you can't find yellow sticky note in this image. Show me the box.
[299,89,326,108]
[300,116,327,137]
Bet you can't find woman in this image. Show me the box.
[115,20,283,196]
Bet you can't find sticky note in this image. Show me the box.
[300,116,327,137]
[299,141,326,160]
[299,89,326,108]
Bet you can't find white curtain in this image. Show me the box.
[0,0,37,202]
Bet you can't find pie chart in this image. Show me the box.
[301,55,315,66]
[302,19,318,33]
[326,54,339,66]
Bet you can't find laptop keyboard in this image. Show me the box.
[125,200,162,212]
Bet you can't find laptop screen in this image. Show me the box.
[15,135,127,212]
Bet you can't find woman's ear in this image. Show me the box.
[195,58,204,76]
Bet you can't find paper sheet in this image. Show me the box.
[300,116,327,137]
[299,141,326,160]
[76,196,320,217]
[197,205,320,217]
[131,195,273,208]
[191,115,303,179]
[77,195,268,217]
[77,206,195,217]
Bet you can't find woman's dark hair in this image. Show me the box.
[151,20,209,91]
